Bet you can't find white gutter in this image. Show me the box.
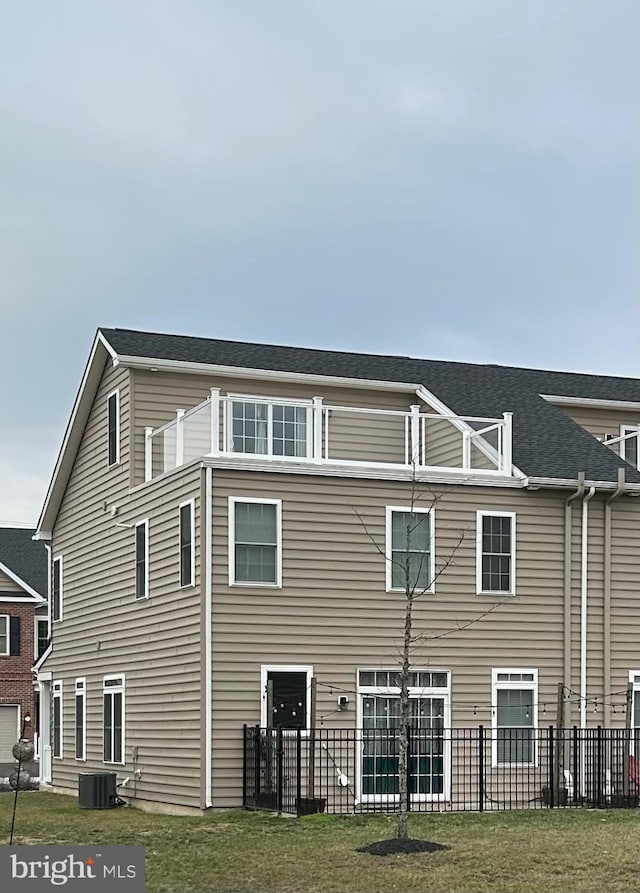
[541,395,640,412]
[580,486,596,729]
[525,476,640,493]
[564,474,585,701]
[204,466,213,808]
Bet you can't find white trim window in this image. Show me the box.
[107,388,120,466]
[357,669,450,802]
[385,506,435,593]
[36,617,49,660]
[477,511,516,595]
[135,519,149,599]
[75,678,86,761]
[260,664,313,730]
[179,501,195,588]
[229,497,282,587]
[491,668,538,767]
[630,671,640,756]
[0,614,8,655]
[620,426,639,470]
[52,681,63,759]
[103,674,125,765]
[52,556,63,622]
[228,397,311,459]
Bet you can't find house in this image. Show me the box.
[34,328,640,813]
[0,525,48,766]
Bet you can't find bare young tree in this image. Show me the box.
[354,471,499,843]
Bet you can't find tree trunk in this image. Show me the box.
[396,593,413,839]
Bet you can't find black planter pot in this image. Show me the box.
[296,797,326,816]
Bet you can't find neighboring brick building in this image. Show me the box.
[0,526,48,760]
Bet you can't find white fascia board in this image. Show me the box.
[541,394,640,411]
[524,476,640,493]
[35,333,111,539]
[197,456,526,488]
[129,456,526,494]
[0,561,45,601]
[113,354,422,393]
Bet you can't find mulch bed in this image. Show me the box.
[357,838,450,856]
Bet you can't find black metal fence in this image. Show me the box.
[243,725,640,815]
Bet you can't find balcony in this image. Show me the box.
[144,390,513,482]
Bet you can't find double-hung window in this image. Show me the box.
[0,615,19,656]
[179,501,195,587]
[36,617,49,659]
[229,398,310,458]
[492,668,537,766]
[229,498,282,586]
[620,426,639,470]
[385,506,434,593]
[52,681,63,759]
[107,389,120,466]
[103,675,125,764]
[477,511,516,595]
[135,520,149,599]
[0,615,8,655]
[75,679,86,761]
[52,556,63,622]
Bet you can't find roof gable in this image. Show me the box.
[34,327,640,538]
[102,327,640,485]
[0,527,47,599]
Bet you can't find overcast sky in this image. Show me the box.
[1,0,638,524]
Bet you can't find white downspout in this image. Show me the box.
[580,486,596,729]
[564,474,585,714]
[205,466,213,807]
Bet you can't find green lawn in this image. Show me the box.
[1,792,638,892]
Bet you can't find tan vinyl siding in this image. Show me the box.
[132,370,422,482]
[558,406,640,466]
[45,359,203,810]
[610,497,640,703]
[210,471,570,807]
[0,570,24,594]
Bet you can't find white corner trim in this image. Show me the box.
[204,467,213,807]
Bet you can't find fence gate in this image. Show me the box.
[243,725,303,815]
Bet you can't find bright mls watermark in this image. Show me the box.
[0,846,144,891]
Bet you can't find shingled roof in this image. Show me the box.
[0,527,47,598]
[101,328,640,486]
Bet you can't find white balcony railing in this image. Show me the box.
[602,426,640,469]
[144,390,514,481]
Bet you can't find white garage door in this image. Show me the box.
[0,706,19,761]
